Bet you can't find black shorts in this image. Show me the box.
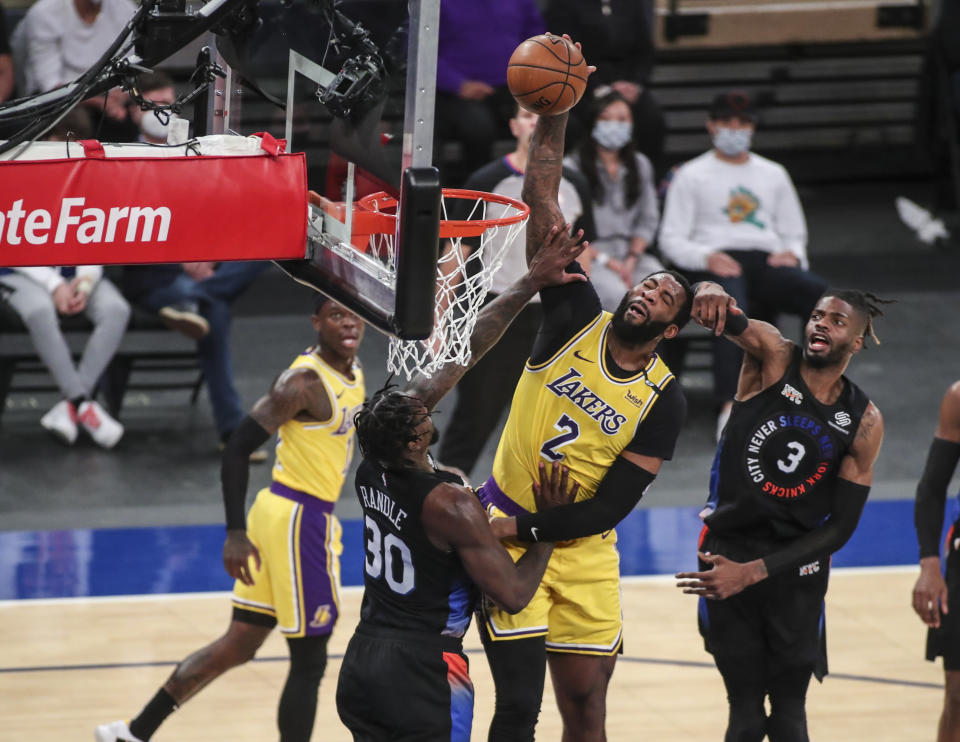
[927,521,960,670]
[336,624,474,741]
[697,529,830,680]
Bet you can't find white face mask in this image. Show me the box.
[712,127,753,157]
[592,120,633,151]
[140,111,170,141]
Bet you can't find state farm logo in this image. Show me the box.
[0,198,171,246]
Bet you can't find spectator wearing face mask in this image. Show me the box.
[658,91,828,440]
[564,88,664,313]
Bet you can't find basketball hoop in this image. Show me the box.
[334,188,530,379]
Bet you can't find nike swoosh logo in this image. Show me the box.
[572,350,593,363]
[336,390,345,399]
[530,527,539,541]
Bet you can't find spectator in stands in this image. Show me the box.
[122,73,269,459]
[11,0,138,140]
[545,0,664,176]
[658,91,827,439]
[564,88,663,312]
[436,103,595,480]
[435,0,544,186]
[0,3,13,103]
[0,265,129,448]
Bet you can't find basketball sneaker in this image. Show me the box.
[39,399,78,445]
[94,720,145,742]
[77,400,124,449]
[159,302,209,340]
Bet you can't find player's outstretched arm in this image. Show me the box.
[913,381,960,627]
[407,224,587,411]
[522,112,569,267]
[221,368,332,585]
[676,403,884,600]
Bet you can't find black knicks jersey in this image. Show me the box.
[354,458,478,639]
[703,346,870,546]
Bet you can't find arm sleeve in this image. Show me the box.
[657,166,714,271]
[631,154,660,244]
[221,416,272,530]
[515,457,656,542]
[773,168,809,268]
[529,263,603,364]
[624,380,686,460]
[762,478,870,576]
[915,437,960,558]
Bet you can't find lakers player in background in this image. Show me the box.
[96,293,365,742]
[474,104,695,740]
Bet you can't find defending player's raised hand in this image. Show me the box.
[526,223,588,290]
[912,559,949,627]
[532,461,580,512]
[691,282,743,336]
[675,551,766,600]
[223,530,261,586]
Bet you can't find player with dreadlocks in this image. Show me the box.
[674,284,889,742]
[335,223,589,741]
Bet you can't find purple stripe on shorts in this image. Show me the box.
[270,481,335,514]
[476,477,529,518]
[295,504,340,637]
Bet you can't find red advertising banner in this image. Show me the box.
[0,151,307,267]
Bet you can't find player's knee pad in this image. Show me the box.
[286,634,329,682]
[725,698,767,742]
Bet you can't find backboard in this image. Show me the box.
[201,0,442,340]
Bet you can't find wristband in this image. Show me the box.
[724,310,749,336]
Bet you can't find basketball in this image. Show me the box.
[507,34,589,116]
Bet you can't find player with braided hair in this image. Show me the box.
[336,222,590,741]
[675,284,888,742]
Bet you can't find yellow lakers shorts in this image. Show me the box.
[481,531,623,656]
[232,483,343,638]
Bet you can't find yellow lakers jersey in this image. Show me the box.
[491,313,676,512]
[272,348,365,502]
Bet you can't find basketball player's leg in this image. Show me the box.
[939,671,960,742]
[547,652,617,741]
[713,650,768,742]
[124,616,274,741]
[278,635,330,742]
[765,662,814,742]
[479,627,548,742]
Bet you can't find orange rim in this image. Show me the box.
[354,188,530,239]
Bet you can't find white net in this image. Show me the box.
[387,191,529,379]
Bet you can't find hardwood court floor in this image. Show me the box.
[0,568,942,741]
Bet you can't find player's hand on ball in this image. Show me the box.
[675,552,766,600]
[526,224,588,289]
[223,529,261,585]
[533,461,580,511]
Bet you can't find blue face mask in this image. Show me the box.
[592,120,633,150]
[712,127,753,157]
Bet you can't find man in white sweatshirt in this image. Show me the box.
[0,265,129,447]
[658,90,827,438]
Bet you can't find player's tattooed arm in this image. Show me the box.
[407,225,587,411]
[523,112,570,266]
[249,367,332,432]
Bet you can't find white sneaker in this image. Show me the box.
[40,399,78,445]
[77,400,124,449]
[94,720,144,742]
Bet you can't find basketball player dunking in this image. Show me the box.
[675,283,887,742]
[97,294,366,742]
[336,220,592,740]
